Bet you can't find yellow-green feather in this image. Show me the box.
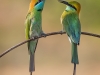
[25,9,42,54]
[25,4,43,73]
[61,10,81,64]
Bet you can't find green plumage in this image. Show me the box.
[25,9,42,54]
[71,41,79,64]
[61,9,81,64]
[25,10,42,72]
[25,1,45,73]
[60,1,81,75]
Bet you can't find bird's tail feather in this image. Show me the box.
[71,42,79,64]
[29,54,35,72]
[29,39,38,72]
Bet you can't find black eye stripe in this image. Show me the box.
[35,2,38,5]
[35,0,42,6]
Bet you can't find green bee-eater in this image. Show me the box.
[25,0,45,74]
[59,0,81,74]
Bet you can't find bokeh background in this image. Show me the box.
[0,0,100,75]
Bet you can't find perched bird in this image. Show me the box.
[59,0,81,75]
[25,0,45,74]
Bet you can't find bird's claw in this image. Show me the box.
[40,32,46,37]
[32,36,38,39]
[59,31,64,35]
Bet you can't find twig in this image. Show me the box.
[73,63,76,75]
[30,72,32,75]
[81,32,100,38]
[0,31,100,58]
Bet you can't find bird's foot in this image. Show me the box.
[40,32,46,38]
[59,30,64,35]
[31,36,39,39]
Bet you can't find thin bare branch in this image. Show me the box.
[81,32,100,38]
[0,31,100,58]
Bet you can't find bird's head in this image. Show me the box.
[29,0,45,12]
[58,0,81,14]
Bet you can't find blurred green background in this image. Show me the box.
[0,0,100,75]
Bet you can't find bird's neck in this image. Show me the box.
[66,6,76,12]
[32,9,42,17]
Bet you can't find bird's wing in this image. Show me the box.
[63,12,81,44]
[25,12,31,40]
